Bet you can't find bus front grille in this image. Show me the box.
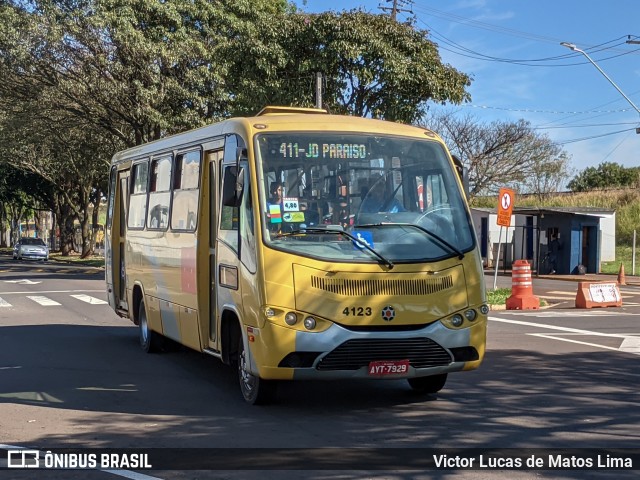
[310,275,453,296]
[316,338,452,371]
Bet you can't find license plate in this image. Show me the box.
[368,360,410,376]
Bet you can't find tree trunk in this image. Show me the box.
[57,200,76,256]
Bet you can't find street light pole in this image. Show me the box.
[560,42,640,117]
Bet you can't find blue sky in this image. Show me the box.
[294,0,640,174]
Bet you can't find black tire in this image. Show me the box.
[139,300,163,353]
[408,373,448,394]
[237,336,276,405]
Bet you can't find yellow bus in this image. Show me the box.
[105,106,487,404]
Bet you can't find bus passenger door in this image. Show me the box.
[207,149,223,344]
[117,171,129,310]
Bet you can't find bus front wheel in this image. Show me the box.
[237,337,276,405]
[139,300,163,353]
[407,373,447,394]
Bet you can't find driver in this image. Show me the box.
[360,177,405,213]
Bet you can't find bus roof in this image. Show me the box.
[111,107,443,165]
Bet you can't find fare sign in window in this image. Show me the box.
[497,188,515,227]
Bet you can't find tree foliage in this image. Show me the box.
[226,10,471,123]
[426,112,572,199]
[567,162,640,192]
[0,0,473,253]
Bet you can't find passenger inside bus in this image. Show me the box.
[268,181,283,206]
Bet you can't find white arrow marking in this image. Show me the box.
[4,279,42,285]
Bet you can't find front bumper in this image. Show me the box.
[249,317,486,381]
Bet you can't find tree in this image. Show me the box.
[425,112,572,199]
[226,10,471,123]
[0,0,473,253]
[567,162,640,192]
[0,0,294,146]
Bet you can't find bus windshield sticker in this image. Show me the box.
[282,198,299,211]
[283,212,305,223]
[353,230,374,250]
[268,204,282,223]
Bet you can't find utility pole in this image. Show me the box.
[379,0,413,21]
[315,72,323,109]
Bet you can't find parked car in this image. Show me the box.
[13,237,49,261]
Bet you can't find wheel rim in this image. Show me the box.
[140,310,149,345]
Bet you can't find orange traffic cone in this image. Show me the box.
[617,263,626,285]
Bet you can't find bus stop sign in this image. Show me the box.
[497,188,515,227]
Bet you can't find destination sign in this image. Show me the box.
[279,142,367,159]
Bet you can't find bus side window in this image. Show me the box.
[128,160,149,229]
[147,155,172,230]
[171,150,201,231]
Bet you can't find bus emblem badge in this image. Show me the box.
[381,306,395,321]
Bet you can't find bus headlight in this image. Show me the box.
[479,304,490,315]
[464,309,477,321]
[265,307,275,318]
[450,314,464,327]
[303,316,317,330]
[285,312,298,326]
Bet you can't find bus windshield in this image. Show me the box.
[256,132,475,263]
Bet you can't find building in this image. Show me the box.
[471,207,616,275]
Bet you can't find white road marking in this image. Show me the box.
[504,310,633,317]
[619,336,640,354]
[528,333,625,352]
[490,316,640,355]
[0,289,104,295]
[4,279,41,285]
[70,294,107,305]
[26,296,61,306]
[0,297,11,307]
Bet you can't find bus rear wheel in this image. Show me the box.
[237,337,276,405]
[139,300,163,353]
[408,373,447,394]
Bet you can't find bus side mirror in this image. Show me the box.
[222,147,248,207]
[451,154,470,199]
[222,166,244,207]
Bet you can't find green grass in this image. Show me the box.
[601,245,637,276]
[487,288,511,305]
[49,252,105,268]
[486,287,548,306]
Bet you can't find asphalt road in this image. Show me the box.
[1,258,639,480]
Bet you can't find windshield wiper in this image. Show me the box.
[274,228,394,269]
[354,223,465,260]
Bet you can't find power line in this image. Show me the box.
[533,121,640,130]
[459,104,635,115]
[555,128,637,145]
